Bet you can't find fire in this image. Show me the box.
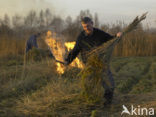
[45,31,65,74]
[64,42,84,69]
[64,42,76,51]
[45,31,84,74]
[56,63,64,74]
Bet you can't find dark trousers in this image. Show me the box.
[102,69,115,102]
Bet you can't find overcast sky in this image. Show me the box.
[0,0,155,28]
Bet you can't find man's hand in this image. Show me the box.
[116,32,122,38]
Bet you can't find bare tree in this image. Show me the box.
[39,10,45,28]
[24,10,38,28]
[78,9,93,21]
[51,16,64,33]
[65,16,72,27]
[12,14,23,29]
[94,13,99,28]
[62,16,73,40]
[3,14,10,27]
[45,8,52,27]
[101,24,110,32]
[0,18,3,26]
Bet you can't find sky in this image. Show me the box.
[0,0,156,28]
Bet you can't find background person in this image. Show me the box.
[25,33,41,53]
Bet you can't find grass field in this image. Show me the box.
[0,56,156,117]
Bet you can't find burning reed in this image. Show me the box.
[45,30,84,74]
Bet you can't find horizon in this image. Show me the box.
[0,0,155,28]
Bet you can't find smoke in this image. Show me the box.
[0,0,54,17]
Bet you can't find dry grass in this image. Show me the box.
[0,37,25,58]
[15,78,80,116]
[1,22,156,61]
[113,31,156,57]
[0,56,156,117]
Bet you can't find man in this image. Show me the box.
[25,33,41,53]
[64,17,122,106]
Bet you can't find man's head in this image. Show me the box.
[81,17,93,35]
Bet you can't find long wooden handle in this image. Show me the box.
[55,59,65,65]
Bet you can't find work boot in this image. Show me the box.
[103,89,114,107]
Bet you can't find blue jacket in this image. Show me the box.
[26,35,38,53]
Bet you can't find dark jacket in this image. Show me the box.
[26,35,38,53]
[65,28,115,64]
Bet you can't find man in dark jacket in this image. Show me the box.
[65,17,122,106]
[25,33,41,53]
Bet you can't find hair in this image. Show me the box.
[81,17,93,24]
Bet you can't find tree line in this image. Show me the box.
[0,9,156,57]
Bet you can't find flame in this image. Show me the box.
[64,42,84,69]
[64,42,76,51]
[45,31,65,74]
[45,31,84,74]
[56,63,64,74]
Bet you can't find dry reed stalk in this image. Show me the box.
[88,12,148,64]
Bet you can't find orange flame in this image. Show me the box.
[64,42,76,51]
[64,42,84,69]
[45,31,65,74]
[45,31,84,74]
[56,63,64,74]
